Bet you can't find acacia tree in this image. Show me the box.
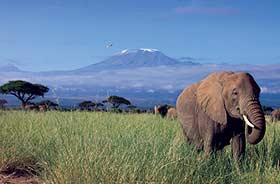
[78,101,104,111]
[103,96,131,108]
[94,102,104,111]
[78,101,96,110]
[0,80,49,108]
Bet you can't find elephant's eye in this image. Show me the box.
[232,89,238,96]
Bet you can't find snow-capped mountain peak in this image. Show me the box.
[118,48,159,55]
[139,48,159,52]
[120,49,129,54]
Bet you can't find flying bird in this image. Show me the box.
[106,42,113,48]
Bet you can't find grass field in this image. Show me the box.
[0,110,280,183]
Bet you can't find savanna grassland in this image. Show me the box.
[0,110,279,184]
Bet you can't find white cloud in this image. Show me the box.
[161,84,174,90]
[260,87,269,93]
[147,89,155,93]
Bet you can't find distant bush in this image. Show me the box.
[103,95,131,108]
[107,107,122,113]
[262,105,274,115]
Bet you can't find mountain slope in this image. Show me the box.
[75,48,188,72]
[0,64,21,72]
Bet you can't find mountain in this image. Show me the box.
[75,48,192,72]
[0,64,21,72]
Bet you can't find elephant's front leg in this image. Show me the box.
[231,133,245,160]
[203,126,215,154]
[201,119,216,154]
[204,137,214,155]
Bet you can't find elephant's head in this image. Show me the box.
[197,72,265,145]
[157,104,169,117]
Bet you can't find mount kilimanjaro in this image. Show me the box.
[75,48,196,72]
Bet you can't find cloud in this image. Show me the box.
[174,6,236,15]
[260,87,269,93]
[147,89,155,93]
[161,84,174,90]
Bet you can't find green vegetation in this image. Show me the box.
[0,80,49,108]
[103,95,131,108]
[0,111,279,183]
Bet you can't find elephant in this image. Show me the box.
[176,72,266,159]
[154,105,160,115]
[0,99,7,109]
[154,104,170,117]
[24,104,39,111]
[24,102,47,112]
[155,105,177,119]
[158,105,169,117]
[271,109,280,122]
[38,104,47,112]
[167,107,177,119]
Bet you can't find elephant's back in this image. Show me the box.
[176,83,199,115]
[271,109,280,121]
[167,107,177,119]
[272,109,280,116]
[176,83,200,137]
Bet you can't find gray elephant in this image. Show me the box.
[154,105,160,115]
[271,109,280,122]
[24,103,39,111]
[176,72,266,159]
[167,107,177,119]
[154,104,176,118]
[154,104,169,117]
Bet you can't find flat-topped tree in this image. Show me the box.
[0,80,49,108]
[78,101,96,110]
[103,96,131,108]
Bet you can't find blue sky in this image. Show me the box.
[0,0,279,71]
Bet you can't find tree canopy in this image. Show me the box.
[78,101,96,110]
[78,101,104,111]
[0,80,49,108]
[103,96,131,108]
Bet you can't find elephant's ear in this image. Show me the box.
[197,72,231,125]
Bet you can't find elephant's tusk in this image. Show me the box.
[242,115,255,128]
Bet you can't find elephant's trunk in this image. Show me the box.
[241,99,266,145]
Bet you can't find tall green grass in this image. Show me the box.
[0,110,279,183]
